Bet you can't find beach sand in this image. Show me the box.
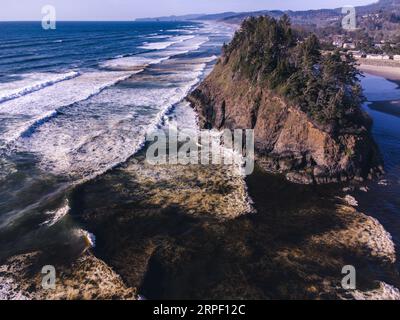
[359,63,400,82]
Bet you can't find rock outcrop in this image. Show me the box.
[0,252,137,300]
[188,18,383,184]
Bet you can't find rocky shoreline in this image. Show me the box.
[188,16,386,186]
[0,251,136,300]
[188,61,384,186]
[0,108,398,299]
[1,165,399,300]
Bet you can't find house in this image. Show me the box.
[366,54,384,60]
[343,42,356,49]
[332,35,344,48]
[350,51,363,58]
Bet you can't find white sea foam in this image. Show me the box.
[40,200,70,227]
[166,29,196,33]
[139,41,177,50]
[16,61,208,181]
[162,122,247,177]
[101,35,208,74]
[1,24,228,185]
[0,71,80,104]
[173,35,207,51]
[139,35,195,50]
[0,71,138,147]
[164,100,200,135]
[147,35,172,39]
[141,36,209,64]
[73,229,96,249]
[100,56,167,71]
[81,230,96,248]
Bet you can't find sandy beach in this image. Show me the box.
[358,62,400,82]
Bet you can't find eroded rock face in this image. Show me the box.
[187,60,383,184]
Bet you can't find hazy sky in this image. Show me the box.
[0,0,377,21]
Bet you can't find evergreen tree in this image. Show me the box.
[226,16,365,129]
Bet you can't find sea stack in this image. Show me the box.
[188,15,384,184]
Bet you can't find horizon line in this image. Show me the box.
[0,1,380,22]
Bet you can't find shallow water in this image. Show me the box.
[355,75,400,258]
[0,21,235,262]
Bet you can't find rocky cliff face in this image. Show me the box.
[188,48,383,184]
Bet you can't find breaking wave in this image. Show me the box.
[0,71,80,104]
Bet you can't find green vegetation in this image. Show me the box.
[223,15,365,130]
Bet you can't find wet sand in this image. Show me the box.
[359,64,400,83]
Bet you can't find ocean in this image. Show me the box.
[0,21,400,299]
[357,75,400,252]
[0,21,235,262]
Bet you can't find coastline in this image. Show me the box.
[245,168,400,300]
[1,21,400,301]
[2,165,400,299]
[358,61,400,83]
[182,22,400,298]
